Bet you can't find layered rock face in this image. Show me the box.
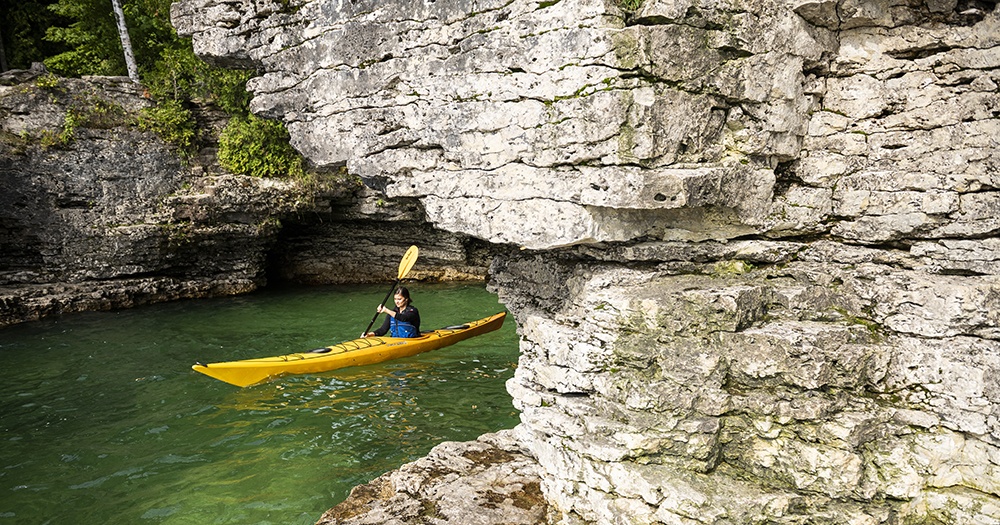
[0,73,488,326]
[171,0,1000,523]
[0,75,288,325]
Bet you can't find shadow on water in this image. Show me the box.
[0,282,519,524]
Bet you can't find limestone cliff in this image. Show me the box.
[0,71,490,327]
[171,0,1000,522]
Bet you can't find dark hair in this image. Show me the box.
[396,287,412,303]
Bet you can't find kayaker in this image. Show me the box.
[367,287,421,337]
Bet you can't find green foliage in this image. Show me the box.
[80,97,130,129]
[25,76,130,149]
[615,0,643,12]
[44,0,123,76]
[144,40,252,113]
[137,99,198,157]
[138,36,254,160]
[35,73,61,88]
[35,107,81,148]
[62,108,84,141]
[9,0,309,181]
[121,0,178,75]
[218,115,305,178]
[1,0,72,70]
[41,0,177,78]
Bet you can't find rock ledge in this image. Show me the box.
[317,431,547,525]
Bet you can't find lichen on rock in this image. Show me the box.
[316,431,547,525]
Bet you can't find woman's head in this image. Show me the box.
[394,287,411,307]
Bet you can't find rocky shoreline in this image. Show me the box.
[3,0,1000,523]
[317,431,547,525]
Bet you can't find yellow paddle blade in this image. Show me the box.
[398,245,419,279]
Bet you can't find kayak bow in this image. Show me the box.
[192,312,507,387]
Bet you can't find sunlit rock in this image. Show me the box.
[169,0,1000,522]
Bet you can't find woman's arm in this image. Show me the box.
[371,314,391,336]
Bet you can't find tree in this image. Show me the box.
[44,0,124,76]
[0,0,71,71]
[110,0,138,81]
[43,0,173,78]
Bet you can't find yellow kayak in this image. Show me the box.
[192,312,507,387]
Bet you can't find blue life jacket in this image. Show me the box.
[390,316,418,338]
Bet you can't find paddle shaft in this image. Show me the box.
[363,279,401,336]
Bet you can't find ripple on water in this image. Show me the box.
[0,283,519,524]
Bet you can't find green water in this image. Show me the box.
[0,283,520,524]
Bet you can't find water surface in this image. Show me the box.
[0,283,519,524]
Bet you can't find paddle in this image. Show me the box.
[363,245,419,337]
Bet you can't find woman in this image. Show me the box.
[367,287,421,338]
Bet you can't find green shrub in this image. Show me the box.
[136,98,198,157]
[35,108,83,148]
[144,41,252,114]
[218,114,304,178]
[34,73,61,89]
[79,97,129,129]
